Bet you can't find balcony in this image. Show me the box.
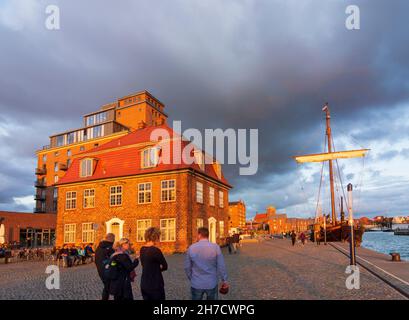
[34,193,46,201]
[35,179,46,188]
[35,166,47,175]
[59,163,68,171]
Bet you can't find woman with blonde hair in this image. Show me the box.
[140,227,168,300]
[108,238,139,300]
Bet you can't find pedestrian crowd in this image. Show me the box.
[94,226,229,301]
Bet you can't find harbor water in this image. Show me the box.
[361,224,409,261]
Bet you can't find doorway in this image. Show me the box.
[208,217,217,243]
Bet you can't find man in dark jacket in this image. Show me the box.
[95,233,115,300]
[232,232,240,254]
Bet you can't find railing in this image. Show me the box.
[34,193,46,201]
[35,166,47,175]
[34,179,46,188]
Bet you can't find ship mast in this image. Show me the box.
[323,103,337,225]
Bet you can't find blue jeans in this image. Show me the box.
[191,286,218,300]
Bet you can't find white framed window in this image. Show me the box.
[197,218,204,229]
[160,218,176,242]
[110,186,122,206]
[138,183,152,204]
[65,191,77,210]
[141,147,160,168]
[219,190,224,208]
[54,175,59,183]
[54,162,58,172]
[80,158,93,177]
[82,223,95,243]
[209,187,215,206]
[64,224,76,243]
[42,154,47,163]
[161,179,176,202]
[219,221,225,237]
[196,182,203,203]
[84,189,95,208]
[137,219,152,242]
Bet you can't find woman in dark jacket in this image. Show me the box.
[140,227,168,300]
[109,238,139,300]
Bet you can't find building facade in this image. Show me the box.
[35,90,167,214]
[253,206,313,234]
[228,200,246,230]
[0,211,56,246]
[55,123,231,253]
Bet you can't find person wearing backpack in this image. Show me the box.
[95,233,115,300]
[108,238,139,300]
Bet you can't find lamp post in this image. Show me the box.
[323,214,327,245]
[347,183,356,265]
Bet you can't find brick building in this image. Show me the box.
[35,90,167,213]
[55,123,232,253]
[253,206,313,234]
[228,200,246,230]
[0,211,56,246]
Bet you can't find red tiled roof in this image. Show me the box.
[254,213,268,222]
[57,125,231,187]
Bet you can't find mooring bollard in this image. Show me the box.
[389,252,401,262]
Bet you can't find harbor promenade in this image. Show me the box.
[0,238,406,300]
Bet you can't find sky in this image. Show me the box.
[0,0,408,219]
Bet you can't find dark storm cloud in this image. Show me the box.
[1,0,409,215]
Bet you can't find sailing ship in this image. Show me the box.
[293,103,369,246]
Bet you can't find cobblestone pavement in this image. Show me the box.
[0,239,406,300]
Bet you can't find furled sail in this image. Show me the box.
[293,149,369,163]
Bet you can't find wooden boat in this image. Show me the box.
[293,104,369,246]
[394,228,409,236]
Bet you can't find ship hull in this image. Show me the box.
[311,223,365,247]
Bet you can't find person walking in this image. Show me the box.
[232,232,240,254]
[291,230,297,246]
[226,235,233,254]
[95,233,115,300]
[184,227,229,300]
[315,231,321,246]
[109,238,139,300]
[300,232,306,245]
[140,227,168,300]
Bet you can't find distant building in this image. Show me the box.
[392,216,406,224]
[0,211,56,246]
[253,206,313,234]
[228,200,246,230]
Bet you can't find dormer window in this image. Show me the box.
[142,147,160,168]
[80,158,94,177]
[194,150,205,171]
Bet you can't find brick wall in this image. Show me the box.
[56,170,229,253]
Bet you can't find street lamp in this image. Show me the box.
[347,183,356,265]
